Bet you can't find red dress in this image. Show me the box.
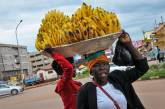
[51,53,81,109]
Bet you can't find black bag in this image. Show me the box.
[112,40,134,66]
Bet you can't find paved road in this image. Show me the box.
[0,79,165,109]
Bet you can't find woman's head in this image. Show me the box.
[86,51,110,85]
[90,61,110,85]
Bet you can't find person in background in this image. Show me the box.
[157,46,164,63]
[44,48,82,109]
[77,31,149,109]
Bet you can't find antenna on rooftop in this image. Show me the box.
[161,16,164,23]
[154,19,157,28]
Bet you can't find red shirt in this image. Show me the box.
[51,53,81,109]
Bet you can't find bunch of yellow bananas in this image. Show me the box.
[35,3,121,51]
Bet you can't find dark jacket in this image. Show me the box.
[77,58,149,109]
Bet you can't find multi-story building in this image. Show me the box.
[29,52,53,73]
[0,43,31,81]
[154,23,165,50]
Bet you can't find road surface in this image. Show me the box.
[0,78,165,109]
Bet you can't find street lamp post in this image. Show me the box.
[15,20,23,82]
[15,20,22,46]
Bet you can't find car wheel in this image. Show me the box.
[11,89,18,95]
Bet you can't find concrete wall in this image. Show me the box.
[0,44,32,80]
[29,52,53,72]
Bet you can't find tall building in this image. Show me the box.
[29,52,53,73]
[0,43,31,81]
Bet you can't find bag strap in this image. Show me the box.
[93,81,121,109]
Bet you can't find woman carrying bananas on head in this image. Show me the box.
[77,31,149,109]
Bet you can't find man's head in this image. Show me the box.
[86,51,110,85]
[51,57,75,76]
[51,60,63,75]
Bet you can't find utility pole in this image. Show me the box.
[154,19,157,28]
[0,54,5,80]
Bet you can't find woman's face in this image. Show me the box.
[91,61,110,85]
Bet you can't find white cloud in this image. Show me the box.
[56,5,80,16]
[0,29,15,44]
[0,0,164,52]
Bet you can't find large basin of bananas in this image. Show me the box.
[41,32,121,57]
[36,3,121,57]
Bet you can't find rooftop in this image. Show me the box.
[0,43,26,49]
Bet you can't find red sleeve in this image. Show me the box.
[51,53,73,80]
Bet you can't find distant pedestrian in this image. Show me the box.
[157,46,164,63]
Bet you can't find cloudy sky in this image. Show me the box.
[0,0,165,52]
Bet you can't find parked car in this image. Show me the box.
[0,84,24,96]
[24,75,41,86]
[0,81,8,84]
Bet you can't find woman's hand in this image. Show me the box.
[119,30,144,60]
[119,30,133,47]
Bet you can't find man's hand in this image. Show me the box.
[44,45,53,54]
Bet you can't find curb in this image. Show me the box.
[24,81,56,90]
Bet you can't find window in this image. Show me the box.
[36,54,40,57]
[37,64,43,67]
[32,60,35,63]
[30,55,34,58]
[36,59,42,62]
[48,70,53,74]
[0,84,9,88]
[14,55,18,58]
[44,63,49,66]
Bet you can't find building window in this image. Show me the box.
[30,55,34,58]
[32,60,35,63]
[14,55,20,64]
[36,59,42,62]
[37,64,43,67]
[35,54,40,57]
[48,70,53,74]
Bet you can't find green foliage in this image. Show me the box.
[82,70,89,74]
[140,69,165,80]
[74,69,89,79]
[149,64,159,71]
[140,62,165,80]
[160,62,165,69]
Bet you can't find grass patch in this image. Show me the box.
[140,62,165,80]
[140,69,165,80]
[74,70,90,80]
